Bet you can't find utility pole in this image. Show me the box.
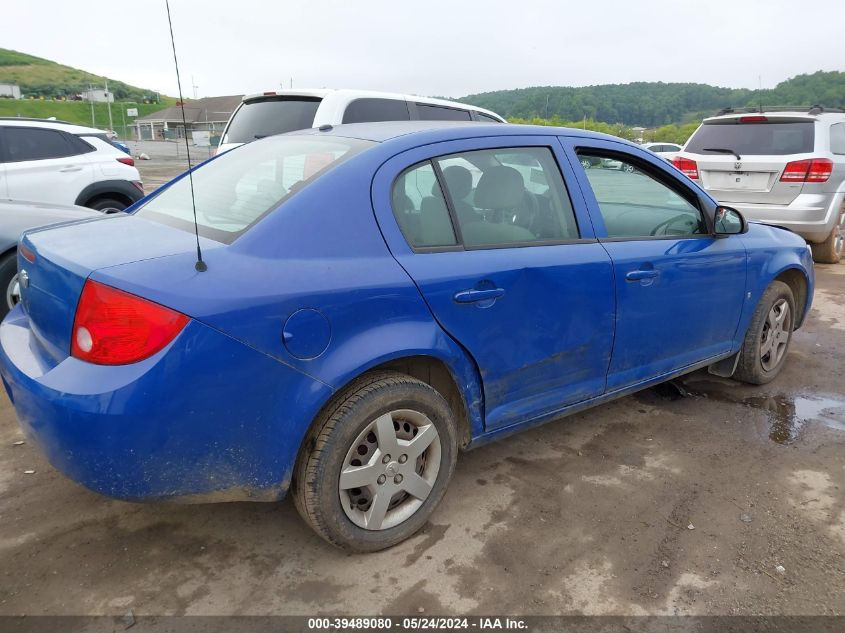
[192,76,199,99]
[105,79,114,132]
[88,83,95,127]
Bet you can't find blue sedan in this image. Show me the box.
[0,122,814,551]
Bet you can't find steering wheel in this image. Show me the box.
[650,213,699,236]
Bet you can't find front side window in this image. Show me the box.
[137,135,372,243]
[390,147,578,249]
[4,127,78,162]
[342,98,410,124]
[578,151,706,238]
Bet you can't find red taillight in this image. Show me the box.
[117,156,135,167]
[672,156,699,179]
[780,158,833,183]
[739,115,768,123]
[71,280,189,365]
[263,91,277,96]
[19,244,36,263]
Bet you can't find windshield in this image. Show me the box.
[221,97,322,144]
[686,120,815,156]
[136,135,373,243]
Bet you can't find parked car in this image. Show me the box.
[672,107,845,263]
[0,122,814,552]
[0,199,99,317]
[0,118,144,213]
[216,88,505,154]
[641,142,682,162]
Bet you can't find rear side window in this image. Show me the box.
[137,135,373,243]
[3,127,79,162]
[391,146,578,249]
[476,113,503,123]
[686,121,815,156]
[416,104,472,121]
[392,162,457,248]
[830,123,845,155]
[222,97,322,144]
[342,98,410,124]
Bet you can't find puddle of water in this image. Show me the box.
[680,380,845,444]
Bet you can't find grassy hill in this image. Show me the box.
[0,48,172,103]
[459,71,845,128]
[0,100,175,136]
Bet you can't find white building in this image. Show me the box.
[82,89,114,103]
[0,84,22,99]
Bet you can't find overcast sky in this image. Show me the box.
[3,0,843,99]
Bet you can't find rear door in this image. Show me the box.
[2,126,94,205]
[684,117,816,205]
[563,138,747,391]
[372,136,615,431]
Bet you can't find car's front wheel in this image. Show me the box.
[86,197,128,214]
[0,251,20,319]
[293,371,458,551]
[734,281,795,384]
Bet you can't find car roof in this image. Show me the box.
[702,112,845,124]
[0,118,107,135]
[240,88,503,120]
[288,119,629,146]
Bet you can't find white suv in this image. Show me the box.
[217,89,505,154]
[0,118,144,213]
[673,107,845,263]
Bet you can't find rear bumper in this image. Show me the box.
[0,306,331,502]
[719,192,844,243]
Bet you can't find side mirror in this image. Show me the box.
[714,206,747,236]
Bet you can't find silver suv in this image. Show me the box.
[673,107,845,263]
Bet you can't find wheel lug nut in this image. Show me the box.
[382,454,391,464]
[394,474,403,484]
[398,454,407,464]
[377,475,386,485]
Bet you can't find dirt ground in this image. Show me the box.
[0,257,844,616]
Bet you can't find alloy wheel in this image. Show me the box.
[339,409,441,531]
[760,299,791,372]
[5,274,20,310]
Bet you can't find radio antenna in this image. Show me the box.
[165,0,207,272]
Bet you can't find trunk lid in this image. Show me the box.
[18,214,218,363]
[695,153,808,205]
[685,117,816,205]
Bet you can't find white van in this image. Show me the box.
[217,89,505,154]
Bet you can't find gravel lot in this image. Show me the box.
[0,263,843,616]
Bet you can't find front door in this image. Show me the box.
[373,138,615,430]
[563,139,747,391]
[2,126,93,205]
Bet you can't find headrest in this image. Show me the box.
[433,165,473,200]
[474,166,525,209]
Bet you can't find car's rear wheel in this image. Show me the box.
[86,197,128,214]
[734,281,795,385]
[810,212,843,264]
[293,371,457,551]
[0,251,19,319]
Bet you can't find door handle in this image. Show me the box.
[59,166,83,172]
[453,288,506,303]
[625,270,659,281]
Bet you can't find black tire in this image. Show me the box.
[86,197,128,214]
[0,251,18,320]
[810,212,843,264]
[293,371,458,552]
[734,281,795,385]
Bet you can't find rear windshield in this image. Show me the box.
[686,120,815,156]
[136,135,373,243]
[221,97,322,144]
